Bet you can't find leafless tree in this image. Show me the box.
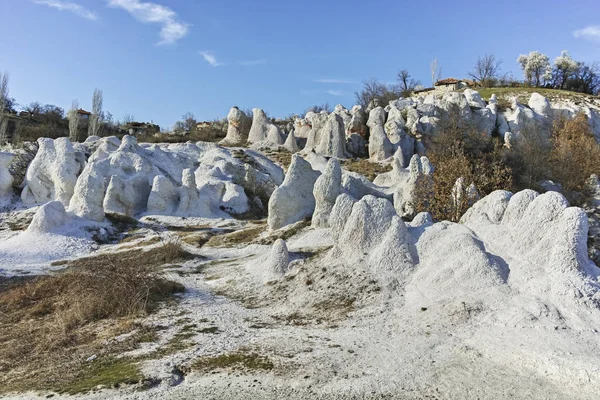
[67,100,80,142]
[354,78,399,109]
[122,114,135,125]
[469,54,502,87]
[397,69,421,97]
[88,89,103,138]
[0,72,9,143]
[430,59,439,86]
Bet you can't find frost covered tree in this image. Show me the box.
[67,100,80,142]
[88,89,103,138]
[517,51,550,87]
[0,72,9,144]
[553,51,579,89]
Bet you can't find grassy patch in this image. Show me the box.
[0,241,186,394]
[255,218,311,245]
[475,87,597,101]
[198,326,221,334]
[205,224,266,248]
[191,351,274,373]
[60,358,142,395]
[264,150,293,171]
[341,159,392,182]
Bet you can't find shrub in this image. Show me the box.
[549,113,600,197]
[414,104,514,221]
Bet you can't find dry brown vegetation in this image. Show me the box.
[341,159,392,181]
[414,106,600,221]
[415,104,513,221]
[0,241,192,394]
[549,114,600,196]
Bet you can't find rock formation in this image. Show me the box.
[248,108,284,147]
[27,201,69,233]
[267,154,320,230]
[0,152,14,206]
[312,158,342,228]
[220,107,250,145]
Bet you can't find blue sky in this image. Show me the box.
[0,0,599,128]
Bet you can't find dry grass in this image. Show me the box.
[341,159,392,181]
[0,241,190,393]
[205,223,266,248]
[264,150,293,171]
[191,350,274,373]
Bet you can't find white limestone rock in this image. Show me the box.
[335,195,397,261]
[103,174,151,217]
[473,107,497,136]
[147,175,178,214]
[315,113,349,159]
[367,107,386,129]
[221,107,249,145]
[248,108,284,147]
[267,154,320,230]
[0,152,14,207]
[528,93,551,118]
[441,92,472,119]
[27,200,69,233]
[267,239,290,278]
[464,89,486,109]
[22,137,84,207]
[329,193,357,240]
[346,133,367,158]
[347,105,367,137]
[368,125,393,161]
[302,112,329,153]
[283,129,300,153]
[312,158,342,228]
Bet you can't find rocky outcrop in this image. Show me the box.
[267,239,290,278]
[0,152,14,206]
[21,137,85,207]
[221,107,250,145]
[248,108,284,147]
[368,125,393,161]
[27,201,69,233]
[147,175,178,214]
[283,129,300,153]
[267,154,320,230]
[312,158,342,228]
[315,113,349,159]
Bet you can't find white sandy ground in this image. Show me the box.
[1,212,599,400]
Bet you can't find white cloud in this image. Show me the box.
[107,0,190,45]
[573,25,600,42]
[238,59,266,66]
[327,89,343,96]
[33,0,98,20]
[315,79,356,84]
[200,51,223,67]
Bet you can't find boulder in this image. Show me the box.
[267,154,320,230]
[528,93,551,118]
[312,158,342,228]
[283,129,300,153]
[147,175,178,214]
[248,108,284,147]
[0,152,14,206]
[464,89,486,109]
[315,113,349,158]
[220,107,249,145]
[27,201,69,233]
[368,125,393,161]
[266,239,290,278]
[346,133,367,158]
[347,105,367,137]
[367,107,386,129]
[21,137,84,207]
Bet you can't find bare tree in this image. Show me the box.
[397,69,421,97]
[0,72,9,143]
[88,89,103,138]
[122,114,135,125]
[354,78,399,109]
[430,59,439,86]
[67,100,80,141]
[469,54,502,87]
